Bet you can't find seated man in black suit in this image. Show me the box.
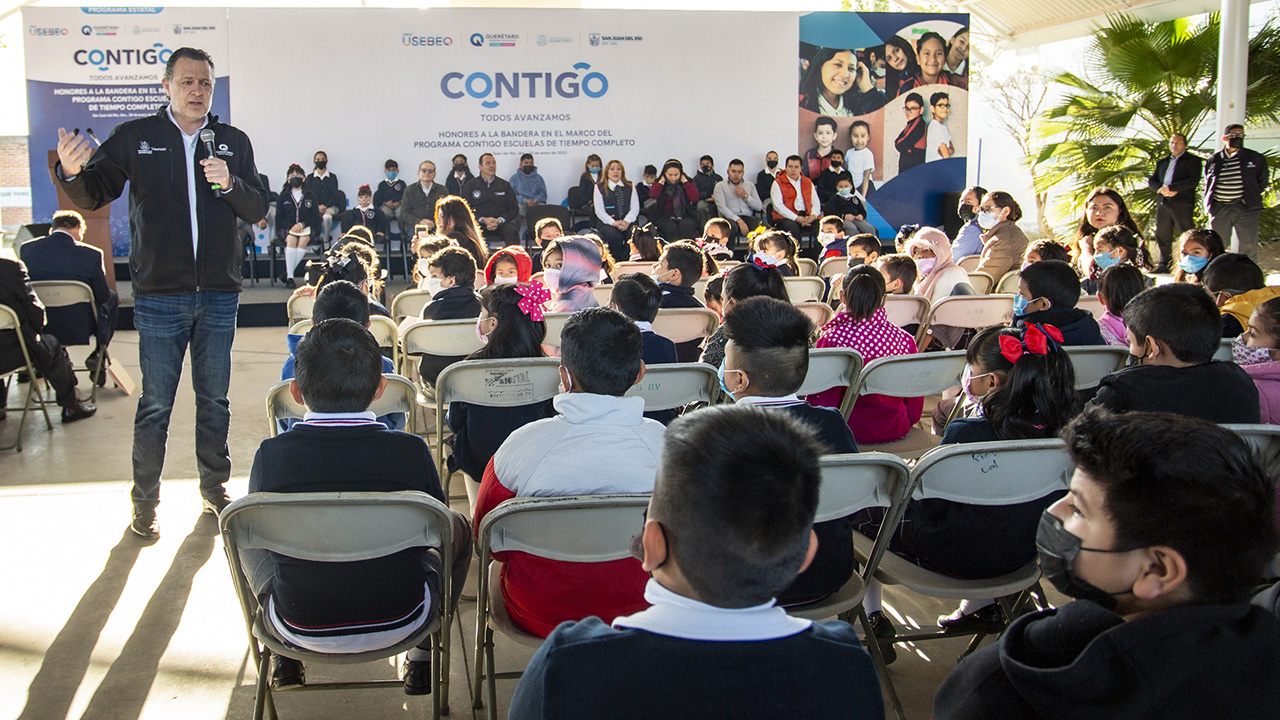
[242,318,471,693]
[19,210,118,381]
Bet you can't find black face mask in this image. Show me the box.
[958,204,976,222]
[454,163,467,173]
[289,176,304,188]
[1228,137,1244,149]
[521,165,535,175]
[848,257,866,267]
[766,160,778,170]
[830,162,842,171]
[1035,512,1136,611]
[314,160,327,170]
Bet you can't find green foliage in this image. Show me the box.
[1035,13,1280,242]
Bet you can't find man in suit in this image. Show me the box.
[399,160,448,238]
[19,210,118,381]
[1147,133,1203,273]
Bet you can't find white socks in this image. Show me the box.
[284,247,306,278]
[958,597,995,615]
[864,579,883,615]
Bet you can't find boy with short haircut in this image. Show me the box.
[819,215,847,259]
[475,307,666,637]
[720,296,857,605]
[373,158,405,222]
[611,272,680,425]
[805,115,838,180]
[653,240,712,362]
[816,148,854,205]
[934,408,1280,719]
[1202,252,1280,337]
[246,318,472,694]
[875,254,917,295]
[1014,260,1105,345]
[847,120,876,196]
[418,246,482,384]
[509,405,884,720]
[825,177,875,237]
[846,233,882,267]
[1088,283,1260,423]
[701,218,734,259]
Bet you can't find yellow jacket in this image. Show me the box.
[1221,287,1280,329]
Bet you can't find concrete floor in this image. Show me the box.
[0,303,1019,720]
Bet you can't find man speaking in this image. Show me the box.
[55,47,267,540]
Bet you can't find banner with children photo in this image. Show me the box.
[798,12,969,238]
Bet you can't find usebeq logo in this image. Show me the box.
[74,43,172,71]
[440,62,608,109]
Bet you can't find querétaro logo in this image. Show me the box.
[440,62,608,109]
[74,43,172,71]
[470,32,518,48]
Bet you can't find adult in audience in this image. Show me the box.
[1013,260,1105,345]
[798,47,885,116]
[699,263,789,368]
[373,159,405,226]
[446,153,473,196]
[305,150,342,243]
[340,185,388,245]
[974,191,1029,282]
[894,93,927,173]
[693,155,722,229]
[756,150,780,203]
[771,155,821,240]
[899,32,968,92]
[951,185,986,259]
[461,153,519,248]
[649,159,700,242]
[925,92,954,162]
[907,227,967,303]
[714,158,764,241]
[510,152,547,229]
[1205,123,1270,260]
[399,160,448,236]
[1171,228,1225,285]
[882,35,920,99]
[1074,187,1141,277]
[434,195,489,268]
[275,164,320,288]
[815,148,854,206]
[1203,252,1280,338]
[1147,133,1203,272]
[592,159,640,261]
[934,408,1280,719]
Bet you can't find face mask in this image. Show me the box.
[314,160,327,170]
[522,165,535,175]
[589,168,601,176]
[848,257,866,267]
[916,257,937,276]
[558,369,573,394]
[830,162,842,171]
[289,176,304,189]
[386,171,398,181]
[818,232,837,246]
[417,259,432,280]
[492,275,518,286]
[959,204,976,222]
[977,210,999,230]
[960,364,993,407]
[1035,512,1136,611]
[1228,137,1243,149]
[475,318,491,345]
[717,362,747,399]
[767,160,778,170]
[1012,294,1030,316]
[700,165,713,173]
[453,162,467,173]
[425,277,444,296]
[1179,254,1209,275]
[1232,335,1274,365]
[838,188,853,198]
[543,268,561,293]
[1093,250,1121,270]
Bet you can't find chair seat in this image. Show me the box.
[783,572,867,621]
[487,562,546,648]
[859,426,941,460]
[253,609,441,664]
[852,533,1041,599]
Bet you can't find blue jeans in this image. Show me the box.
[131,291,238,506]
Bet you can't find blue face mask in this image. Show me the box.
[1179,253,1209,274]
[1093,249,1120,270]
[1012,294,1030,316]
[386,171,398,180]
[717,361,731,398]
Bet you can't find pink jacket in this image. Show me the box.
[1244,360,1280,425]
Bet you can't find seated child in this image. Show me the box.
[1083,225,1152,295]
[703,274,726,318]
[1096,264,1146,347]
[529,217,563,274]
[807,266,922,445]
[418,247,481,384]
[1229,295,1280,425]
[846,233,882,268]
[653,240,718,361]
[483,246,533,286]
[544,236,602,313]
[508,405,884,720]
[819,215,847,260]
[628,223,665,262]
[281,280,401,432]
[411,234,451,291]
[1014,260,1105,345]
[1088,283,1261,423]
[934,408,1280,719]
[1020,238,1071,270]
[1203,252,1280,338]
[825,177,875,238]
[587,233,618,285]
[721,297,858,606]
[1172,228,1225,285]
[752,230,800,276]
[701,218,735,261]
[611,273,679,424]
[246,318,472,693]
[340,184,389,243]
[875,253,918,295]
[475,307,666,637]
[699,263,790,367]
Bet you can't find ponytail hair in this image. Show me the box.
[841,265,886,321]
[723,263,789,304]
[966,325,1077,440]
[754,230,800,275]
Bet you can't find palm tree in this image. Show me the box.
[1034,13,1280,241]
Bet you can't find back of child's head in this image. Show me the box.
[1021,260,1081,309]
[723,263,789,305]
[841,265,887,321]
[652,405,823,607]
[342,226,375,247]
[1203,252,1265,294]
[611,273,662,323]
[722,297,812,396]
[1096,265,1146,317]
[1125,284,1221,364]
[704,274,725,306]
[630,223,665,261]
[560,307,642,396]
[294,318,382,413]
[313,280,371,326]
[846,233,881,260]
[473,283,546,361]
[429,246,477,287]
[318,240,381,298]
[484,246,532,284]
[1025,239,1071,264]
[1095,225,1151,270]
[894,223,920,252]
[877,254,918,291]
[662,241,716,287]
[966,324,1077,439]
[1063,407,1279,604]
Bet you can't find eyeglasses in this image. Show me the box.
[1225,133,1245,139]
[905,105,922,112]
[936,103,951,108]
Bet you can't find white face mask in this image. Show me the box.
[475,317,491,345]
[417,258,432,278]
[425,277,444,296]
[543,268,561,293]
[818,232,837,246]
[978,210,1000,230]
[492,275,518,286]
[960,364,993,407]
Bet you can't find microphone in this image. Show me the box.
[199,128,223,195]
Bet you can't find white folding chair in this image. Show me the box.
[29,280,110,400]
[625,362,720,410]
[286,294,315,325]
[1213,337,1233,362]
[472,494,650,719]
[796,347,865,421]
[967,271,994,295]
[691,277,711,301]
[390,288,433,322]
[591,285,614,307]
[796,301,834,330]
[796,257,819,276]
[783,276,827,303]
[0,303,54,452]
[265,373,417,437]
[917,295,1016,349]
[1224,424,1280,479]
[853,351,967,459]
[1063,346,1129,390]
[995,270,1021,295]
[651,308,719,345]
[957,255,982,273]
[433,358,562,498]
[819,256,849,280]
[1076,295,1106,321]
[288,316,401,377]
[883,295,931,330]
[399,318,485,378]
[540,311,574,349]
[610,261,655,282]
[220,491,455,720]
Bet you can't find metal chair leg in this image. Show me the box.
[857,606,906,720]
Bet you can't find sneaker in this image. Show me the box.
[401,658,432,696]
[271,656,305,689]
[937,603,1006,634]
[130,504,160,540]
[866,611,898,665]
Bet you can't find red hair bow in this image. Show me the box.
[998,324,1063,364]
[516,282,551,321]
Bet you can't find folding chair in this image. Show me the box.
[220,491,455,720]
[1223,424,1280,480]
[610,261,656,282]
[796,257,819,276]
[956,255,982,273]
[852,351,967,459]
[818,256,849,280]
[883,295,931,330]
[399,318,485,378]
[433,358,562,498]
[916,295,1016,349]
[390,288,433,323]
[796,301,833,329]
[625,361,720,410]
[1063,346,1129,390]
[0,303,54,452]
[967,271,994,295]
[1076,295,1105,321]
[591,285,614,307]
[29,280,110,401]
[1213,337,1232,362]
[540,311,574,349]
[796,347,864,421]
[285,294,315,325]
[265,373,418,437]
[995,270,1020,295]
[287,316,400,375]
[783,276,827,303]
[651,308,719,345]
[851,439,1073,719]
[472,494,650,719]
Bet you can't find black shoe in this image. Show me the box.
[85,350,108,387]
[866,611,898,665]
[402,658,432,696]
[130,505,160,540]
[61,399,97,423]
[271,656,305,689]
[201,492,231,517]
[937,603,1007,634]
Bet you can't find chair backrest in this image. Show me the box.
[541,311,575,348]
[651,308,720,344]
[796,302,834,329]
[923,295,1015,334]
[814,452,912,523]
[692,277,710,300]
[1223,424,1280,479]
[957,255,982,272]
[818,256,849,280]
[591,284,615,307]
[1063,346,1129,390]
[0,303,19,332]
[1076,295,1106,321]
[611,261,655,282]
[30,280,94,309]
[796,257,818,277]
[1213,337,1232,362]
[368,315,400,363]
[527,204,571,230]
[625,362,719,410]
[399,318,484,375]
[995,270,1021,295]
[390,289,433,322]
[478,494,651,561]
[435,357,563,409]
[286,294,315,324]
[854,351,966,399]
[265,373,416,436]
[967,271,994,295]
[796,347,864,419]
[783,276,827,303]
[912,438,1073,505]
[289,319,312,335]
[883,294,931,329]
